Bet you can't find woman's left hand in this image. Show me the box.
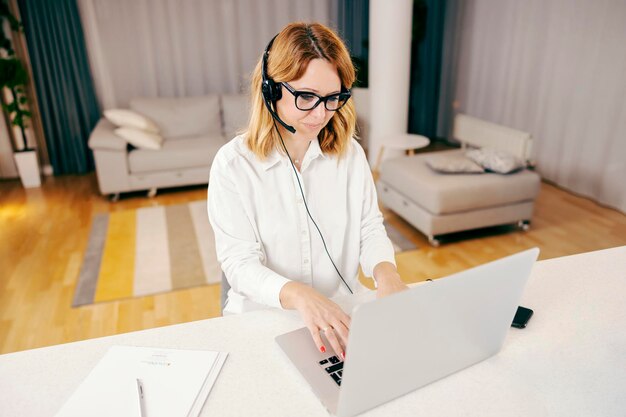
[373,262,409,298]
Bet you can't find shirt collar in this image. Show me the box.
[259,138,326,171]
[307,138,326,162]
[259,148,282,171]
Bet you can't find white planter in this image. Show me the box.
[13,150,41,188]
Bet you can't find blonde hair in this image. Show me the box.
[244,22,357,159]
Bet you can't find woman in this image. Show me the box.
[208,22,408,359]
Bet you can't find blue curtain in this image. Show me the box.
[335,0,370,87]
[18,0,100,175]
[408,0,447,138]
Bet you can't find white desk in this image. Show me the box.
[1,247,625,416]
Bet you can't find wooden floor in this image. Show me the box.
[1,173,625,355]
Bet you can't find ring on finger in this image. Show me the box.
[321,326,332,333]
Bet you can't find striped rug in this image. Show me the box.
[73,200,220,306]
[73,201,417,306]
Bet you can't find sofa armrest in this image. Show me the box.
[88,118,127,151]
[92,149,131,195]
[89,118,132,195]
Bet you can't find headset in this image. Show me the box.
[261,34,296,133]
[261,35,295,134]
[261,33,353,294]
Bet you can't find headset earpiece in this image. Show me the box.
[261,35,283,103]
[261,78,282,103]
[261,33,295,134]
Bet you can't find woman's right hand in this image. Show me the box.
[279,281,351,360]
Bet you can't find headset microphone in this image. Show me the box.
[261,35,296,134]
[263,95,296,134]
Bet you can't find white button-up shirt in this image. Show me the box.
[207,135,396,314]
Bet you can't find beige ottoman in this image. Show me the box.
[377,149,541,246]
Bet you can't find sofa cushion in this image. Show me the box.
[114,127,164,150]
[466,147,525,174]
[130,96,222,139]
[128,135,224,174]
[425,153,485,174]
[379,149,541,215]
[103,109,160,133]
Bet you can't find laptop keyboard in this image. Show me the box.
[318,356,344,386]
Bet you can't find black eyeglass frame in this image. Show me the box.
[281,82,351,111]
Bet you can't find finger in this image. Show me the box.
[324,327,345,360]
[329,305,351,329]
[327,306,351,348]
[339,310,352,330]
[335,316,352,346]
[307,324,327,354]
[329,319,350,347]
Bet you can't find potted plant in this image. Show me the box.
[0,0,40,187]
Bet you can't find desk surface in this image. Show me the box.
[1,246,625,417]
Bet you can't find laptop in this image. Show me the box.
[275,247,539,417]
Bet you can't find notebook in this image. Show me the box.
[54,346,228,417]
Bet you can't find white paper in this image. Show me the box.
[55,346,228,417]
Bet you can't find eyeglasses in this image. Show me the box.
[281,82,351,111]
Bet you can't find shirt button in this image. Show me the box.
[303,259,309,264]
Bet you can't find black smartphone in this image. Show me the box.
[511,306,533,328]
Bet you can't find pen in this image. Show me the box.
[136,378,147,417]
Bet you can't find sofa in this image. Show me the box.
[88,94,249,199]
[377,114,541,246]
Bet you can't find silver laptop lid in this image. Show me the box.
[336,247,539,417]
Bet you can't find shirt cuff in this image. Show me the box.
[262,272,292,309]
[361,243,396,278]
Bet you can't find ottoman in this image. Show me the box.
[377,149,541,246]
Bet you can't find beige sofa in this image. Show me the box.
[88,94,249,199]
[377,114,541,246]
